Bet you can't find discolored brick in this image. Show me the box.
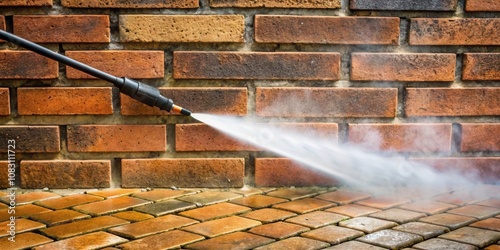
[0,126,60,153]
[413,238,477,250]
[179,202,251,221]
[17,87,113,115]
[315,189,371,204]
[111,211,154,222]
[400,200,457,215]
[410,158,500,183]
[14,15,110,43]
[40,216,129,240]
[273,198,335,214]
[241,208,297,223]
[173,51,340,80]
[182,216,261,237]
[256,87,398,118]
[356,196,410,209]
[466,0,500,11]
[21,160,111,189]
[35,194,103,210]
[255,16,399,45]
[254,236,329,250]
[0,232,52,250]
[325,241,385,249]
[119,230,204,250]
[0,218,45,237]
[447,205,500,220]
[0,192,60,205]
[406,88,500,117]
[350,0,457,10]
[35,231,128,250]
[476,199,500,208]
[0,51,58,79]
[302,225,364,244]
[463,53,500,80]
[286,211,347,228]
[132,189,197,202]
[0,0,52,6]
[339,217,397,233]
[62,0,198,8]
[370,208,427,224]
[122,158,245,188]
[67,125,166,152]
[29,209,90,226]
[393,222,450,240]
[178,191,242,206]
[326,204,381,217]
[439,227,500,248]
[351,53,455,81]
[88,189,141,198]
[120,15,244,42]
[109,215,197,239]
[211,0,340,8]
[460,124,500,152]
[419,213,477,230]
[0,204,51,221]
[187,232,273,250]
[267,188,326,201]
[73,196,151,216]
[250,222,309,239]
[66,51,164,79]
[410,18,500,45]
[0,89,9,115]
[121,87,247,116]
[358,229,423,249]
[471,218,500,231]
[134,199,196,216]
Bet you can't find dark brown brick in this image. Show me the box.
[256,87,398,118]
[66,51,164,79]
[67,125,166,152]
[255,158,339,187]
[0,88,9,115]
[120,15,244,43]
[351,53,456,81]
[20,160,111,189]
[0,51,58,79]
[405,88,500,117]
[0,162,10,188]
[0,0,52,6]
[466,0,500,11]
[461,123,500,152]
[17,87,113,115]
[121,87,247,116]
[255,15,399,45]
[410,18,500,45]
[0,126,60,153]
[348,123,452,152]
[350,0,457,10]
[463,53,500,80]
[211,0,340,8]
[62,0,198,8]
[0,16,5,42]
[14,15,110,43]
[173,51,340,80]
[121,158,245,188]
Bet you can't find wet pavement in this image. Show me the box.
[0,185,499,249]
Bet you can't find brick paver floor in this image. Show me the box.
[1,185,499,249]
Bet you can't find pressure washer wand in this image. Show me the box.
[0,30,191,116]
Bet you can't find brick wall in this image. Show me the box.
[0,0,498,189]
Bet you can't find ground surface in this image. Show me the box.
[0,185,499,249]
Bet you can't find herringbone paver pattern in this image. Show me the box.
[1,185,499,249]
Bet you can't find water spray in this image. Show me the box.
[0,30,191,116]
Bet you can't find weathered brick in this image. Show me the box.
[0,162,10,188]
[255,158,339,187]
[0,51,58,79]
[62,0,198,8]
[211,0,340,8]
[0,0,52,6]
[65,51,164,79]
[14,15,109,43]
[20,160,111,189]
[119,15,244,43]
[0,126,60,153]
[176,123,338,151]
[256,87,398,117]
[67,125,166,152]
[405,88,500,117]
[0,16,5,42]
[410,158,500,183]
[0,89,9,115]
[350,0,457,10]
[40,216,129,240]
[174,51,339,80]
[0,232,53,250]
[348,124,452,152]
[17,87,113,115]
[121,87,247,116]
[351,53,456,81]
[121,158,245,188]
[35,231,128,250]
[461,124,500,152]
[255,15,399,45]
[463,53,500,80]
[466,0,500,11]
[410,18,500,45]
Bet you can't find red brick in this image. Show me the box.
[230,195,287,209]
[67,125,166,152]
[29,209,90,226]
[255,158,339,187]
[399,200,457,215]
[132,189,197,202]
[0,126,60,153]
[211,0,340,8]
[0,16,5,43]
[35,194,104,210]
[0,192,60,205]
[242,208,297,223]
[179,202,251,221]
[21,160,111,189]
[250,222,309,240]
[187,232,273,250]
[14,15,110,43]
[256,87,398,118]
[351,53,456,81]
[73,196,151,216]
[326,204,381,217]
[0,218,45,237]
[120,15,244,43]
[273,198,335,214]
[183,216,261,237]
[0,232,52,250]
[41,216,129,240]
[174,51,340,80]
[254,236,329,250]
[461,124,500,152]
[111,211,154,222]
[405,88,500,117]
[315,189,371,204]
[176,191,242,205]
[0,162,10,188]
[119,230,203,250]
[121,158,245,188]
[0,0,52,6]
[466,0,500,11]
[109,215,197,239]
[286,211,347,228]
[66,51,164,79]
[88,189,141,198]
[471,218,500,231]
[62,0,198,8]
[410,158,500,183]
[447,205,500,220]
[0,88,8,115]
[121,87,247,116]
[35,231,128,250]
[302,225,364,245]
[348,123,452,152]
[463,53,500,80]
[255,15,399,45]
[350,0,457,10]
[0,204,51,222]
[0,51,58,79]
[356,196,410,209]
[17,87,113,115]
[267,188,328,200]
[410,18,500,45]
